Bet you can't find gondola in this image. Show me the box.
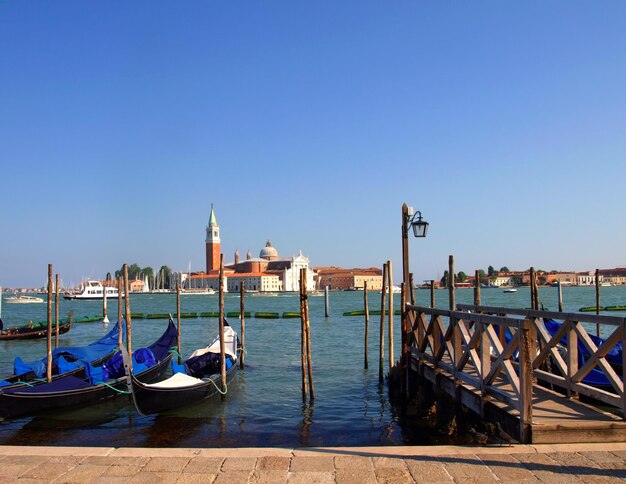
[0,319,177,419]
[0,322,123,390]
[0,318,71,341]
[123,322,239,416]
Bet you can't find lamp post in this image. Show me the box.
[401,203,429,398]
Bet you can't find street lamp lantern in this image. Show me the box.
[410,211,428,238]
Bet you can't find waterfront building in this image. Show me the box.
[315,266,383,290]
[175,208,316,292]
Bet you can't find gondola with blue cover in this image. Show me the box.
[0,319,176,419]
[122,321,239,416]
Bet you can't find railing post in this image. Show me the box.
[519,319,533,443]
[566,319,578,400]
[479,319,490,417]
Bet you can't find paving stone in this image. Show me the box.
[256,456,290,471]
[183,457,224,473]
[516,453,584,483]
[581,451,626,472]
[102,465,143,478]
[47,455,86,465]
[213,470,253,483]
[0,455,49,466]
[127,471,183,483]
[476,453,539,482]
[405,457,453,482]
[372,456,408,469]
[249,469,289,483]
[335,467,377,484]
[287,471,335,483]
[53,464,108,482]
[19,462,75,480]
[290,456,334,472]
[0,463,41,479]
[175,472,218,483]
[440,455,499,483]
[221,457,257,471]
[374,467,414,483]
[611,450,626,461]
[91,477,130,484]
[142,456,192,473]
[334,456,374,470]
[82,456,150,467]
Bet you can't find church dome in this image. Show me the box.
[260,240,278,260]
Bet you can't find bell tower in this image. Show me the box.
[205,205,221,273]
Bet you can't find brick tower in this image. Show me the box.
[205,205,221,273]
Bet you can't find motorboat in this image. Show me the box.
[4,295,44,304]
[181,288,216,295]
[63,281,123,300]
[503,288,518,293]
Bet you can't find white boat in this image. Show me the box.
[63,281,123,300]
[503,288,518,293]
[181,288,216,295]
[4,294,44,304]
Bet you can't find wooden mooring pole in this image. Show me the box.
[117,276,123,350]
[379,262,388,384]
[474,269,481,306]
[408,273,416,305]
[219,254,226,397]
[176,282,181,364]
[595,268,601,336]
[387,260,394,368]
[430,280,435,307]
[46,264,53,382]
[240,281,245,369]
[364,281,369,370]
[324,285,329,318]
[448,255,455,310]
[102,279,109,323]
[529,267,536,310]
[304,270,314,401]
[123,264,132,355]
[55,273,60,349]
[557,281,563,312]
[300,270,308,401]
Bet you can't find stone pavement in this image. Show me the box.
[0,442,625,483]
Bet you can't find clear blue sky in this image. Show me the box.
[1,1,625,288]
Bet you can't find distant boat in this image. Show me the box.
[4,295,44,304]
[503,288,518,293]
[0,319,71,341]
[142,275,150,293]
[64,281,123,300]
[181,288,216,295]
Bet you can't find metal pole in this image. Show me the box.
[46,264,53,382]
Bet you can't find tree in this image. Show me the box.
[488,265,495,276]
[457,271,467,283]
[499,266,509,273]
[511,274,523,286]
[105,272,112,281]
[158,265,172,289]
[477,269,486,286]
[440,270,449,288]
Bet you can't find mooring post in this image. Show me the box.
[379,262,388,383]
[117,276,123,350]
[364,280,369,370]
[408,273,416,305]
[123,264,132,356]
[595,268,601,337]
[240,281,245,369]
[474,269,481,306]
[430,280,435,307]
[303,269,314,401]
[219,254,226,397]
[46,264,53,382]
[400,203,411,397]
[55,273,60,349]
[387,259,394,368]
[324,285,329,318]
[102,279,109,324]
[448,255,455,310]
[176,282,181,364]
[519,318,534,443]
[529,267,536,310]
[557,281,563,312]
[299,268,309,401]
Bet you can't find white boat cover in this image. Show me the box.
[188,326,238,361]
[143,371,207,388]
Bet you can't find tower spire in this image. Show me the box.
[205,204,221,273]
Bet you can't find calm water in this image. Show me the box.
[0,286,624,447]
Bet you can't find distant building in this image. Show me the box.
[315,266,383,290]
[176,207,316,292]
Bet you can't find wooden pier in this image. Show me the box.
[401,303,626,444]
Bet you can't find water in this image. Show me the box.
[0,286,624,447]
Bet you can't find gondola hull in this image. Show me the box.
[127,361,237,416]
[0,355,171,419]
[0,322,71,341]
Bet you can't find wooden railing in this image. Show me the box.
[404,304,626,443]
[458,305,626,414]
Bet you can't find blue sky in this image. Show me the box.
[1,1,625,288]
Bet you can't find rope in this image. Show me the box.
[169,347,183,359]
[207,375,228,395]
[98,381,130,394]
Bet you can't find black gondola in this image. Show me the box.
[0,319,177,419]
[0,319,71,341]
[123,322,239,416]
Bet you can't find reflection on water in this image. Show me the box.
[0,287,624,447]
